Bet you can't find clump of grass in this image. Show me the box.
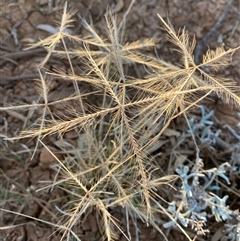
[1,2,240,241]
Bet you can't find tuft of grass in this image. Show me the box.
[1,2,240,241]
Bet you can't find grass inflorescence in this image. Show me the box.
[1,2,240,241]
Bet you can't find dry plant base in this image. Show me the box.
[1,2,240,241]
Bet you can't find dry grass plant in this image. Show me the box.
[1,2,240,241]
